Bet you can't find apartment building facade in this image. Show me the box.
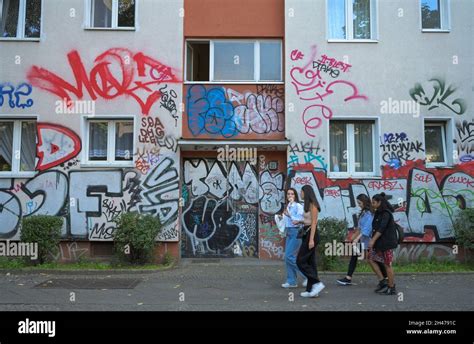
[0,0,472,262]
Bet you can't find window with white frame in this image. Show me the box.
[421,0,450,31]
[329,120,376,175]
[85,119,134,164]
[327,0,377,40]
[88,0,135,29]
[186,40,282,82]
[424,122,447,166]
[0,0,41,39]
[0,119,37,175]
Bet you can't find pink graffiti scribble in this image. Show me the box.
[290,49,304,61]
[290,45,368,137]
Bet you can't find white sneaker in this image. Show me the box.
[302,279,308,288]
[311,282,325,296]
[281,282,298,288]
[300,291,318,298]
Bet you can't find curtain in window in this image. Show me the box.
[1,0,19,37]
[115,122,133,161]
[20,122,37,171]
[354,122,373,172]
[93,0,112,28]
[0,122,14,171]
[353,0,371,39]
[330,122,347,172]
[89,122,108,160]
[425,126,444,163]
[328,0,346,39]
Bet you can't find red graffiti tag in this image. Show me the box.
[36,123,82,171]
[447,176,474,187]
[290,49,304,61]
[27,48,181,115]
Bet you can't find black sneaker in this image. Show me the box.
[374,279,388,293]
[337,277,352,286]
[380,285,397,295]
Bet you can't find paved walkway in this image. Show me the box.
[0,259,472,311]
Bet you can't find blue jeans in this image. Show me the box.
[285,227,305,285]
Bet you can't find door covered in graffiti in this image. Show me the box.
[181,158,259,258]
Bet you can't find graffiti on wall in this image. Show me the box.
[380,132,424,169]
[455,119,474,163]
[288,139,327,172]
[181,158,286,257]
[186,84,284,138]
[36,123,82,171]
[0,82,33,109]
[409,78,467,115]
[27,48,181,115]
[290,160,474,242]
[290,45,368,137]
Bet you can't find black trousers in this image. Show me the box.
[347,251,388,278]
[296,226,320,292]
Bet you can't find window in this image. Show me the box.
[88,0,135,29]
[186,40,282,82]
[85,119,134,165]
[329,121,375,176]
[0,0,41,39]
[327,0,377,41]
[425,122,447,166]
[0,119,36,175]
[421,0,450,31]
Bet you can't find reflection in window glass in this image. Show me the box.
[92,0,112,28]
[24,0,41,38]
[0,122,14,172]
[115,121,133,161]
[20,121,36,171]
[214,42,254,81]
[89,122,108,160]
[354,122,373,172]
[425,125,445,163]
[422,0,441,29]
[330,122,348,172]
[118,0,135,27]
[353,0,371,39]
[260,42,281,81]
[1,0,20,37]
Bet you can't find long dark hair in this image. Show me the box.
[372,192,394,213]
[302,185,321,212]
[286,187,300,203]
[357,194,372,214]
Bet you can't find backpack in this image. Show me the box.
[392,217,404,245]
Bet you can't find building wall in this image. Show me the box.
[285,0,474,248]
[0,0,184,255]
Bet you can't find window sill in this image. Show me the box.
[0,172,36,179]
[184,81,285,85]
[421,29,450,33]
[81,162,134,168]
[426,163,450,168]
[327,39,378,43]
[84,27,136,31]
[0,38,40,42]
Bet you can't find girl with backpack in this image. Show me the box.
[368,193,399,295]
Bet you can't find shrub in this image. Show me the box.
[453,208,474,258]
[20,216,63,264]
[316,217,348,270]
[113,212,162,264]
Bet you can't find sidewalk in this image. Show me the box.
[0,259,472,311]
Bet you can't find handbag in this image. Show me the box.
[297,225,310,239]
[274,214,286,237]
